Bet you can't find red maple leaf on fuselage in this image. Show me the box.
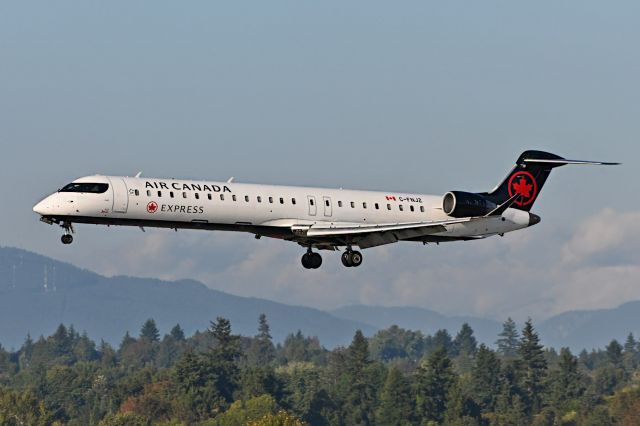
[512,177,533,198]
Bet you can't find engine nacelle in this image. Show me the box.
[442,191,497,218]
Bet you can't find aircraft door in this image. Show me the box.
[307,196,317,216]
[323,196,332,217]
[109,177,129,213]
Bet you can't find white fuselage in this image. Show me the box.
[33,175,533,249]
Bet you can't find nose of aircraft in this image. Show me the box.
[33,197,52,215]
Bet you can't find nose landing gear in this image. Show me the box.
[341,249,363,267]
[301,249,322,269]
[60,221,74,245]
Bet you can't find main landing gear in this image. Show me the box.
[301,249,322,269]
[341,249,363,268]
[300,247,363,269]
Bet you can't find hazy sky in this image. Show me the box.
[1,2,638,321]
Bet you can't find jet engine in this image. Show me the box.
[442,191,497,218]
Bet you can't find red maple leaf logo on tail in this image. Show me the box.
[512,177,533,198]
[507,171,538,206]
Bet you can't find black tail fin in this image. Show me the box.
[482,150,565,211]
[482,150,618,211]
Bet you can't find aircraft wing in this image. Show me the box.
[303,217,474,249]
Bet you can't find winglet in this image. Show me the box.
[227,177,235,183]
[134,171,142,178]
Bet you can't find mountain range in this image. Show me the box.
[0,246,636,352]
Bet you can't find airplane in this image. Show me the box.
[33,150,618,269]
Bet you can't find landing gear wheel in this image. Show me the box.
[341,250,363,267]
[341,251,352,267]
[61,234,73,245]
[301,252,322,269]
[350,251,363,267]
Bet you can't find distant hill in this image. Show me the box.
[0,247,374,350]
[1,247,638,353]
[539,302,640,351]
[330,305,502,347]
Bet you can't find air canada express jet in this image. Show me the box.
[33,151,617,269]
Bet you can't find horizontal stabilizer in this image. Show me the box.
[523,158,620,166]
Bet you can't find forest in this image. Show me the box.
[1,315,639,425]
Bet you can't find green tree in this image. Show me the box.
[470,344,501,413]
[518,319,547,415]
[343,330,376,425]
[415,347,455,424]
[547,348,584,412]
[140,318,160,342]
[605,339,623,368]
[376,366,414,425]
[207,317,242,407]
[443,377,481,426]
[496,318,519,359]
[170,323,186,341]
[453,323,477,373]
[248,314,276,366]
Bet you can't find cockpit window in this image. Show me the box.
[59,183,109,194]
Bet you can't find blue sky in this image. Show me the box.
[1,2,637,321]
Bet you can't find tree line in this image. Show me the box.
[1,314,640,425]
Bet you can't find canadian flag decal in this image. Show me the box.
[385,196,396,201]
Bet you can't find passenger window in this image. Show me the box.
[280,197,284,204]
[310,199,314,206]
[134,189,139,196]
[338,201,343,207]
[325,200,330,207]
[257,196,262,203]
[195,193,200,200]
[183,192,187,198]
[420,206,425,213]
[387,204,391,210]
[375,203,379,209]
[220,194,225,201]
[208,193,212,200]
[350,201,355,208]
[410,205,414,212]
[245,195,249,202]
[147,190,151,196]
[157,191,162,197]
[363,202,367,209]
[269,197,273,203]
[232,195,237,201]
[170,192,174,198]
[399,205,404,211]
[292,198,296,205]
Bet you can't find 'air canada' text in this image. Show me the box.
[145,181,232,193]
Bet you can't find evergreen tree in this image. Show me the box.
[443,377,481,426]
[249,314,276,366]
[606,339,623,368]
[376,366,414,425]
[518,319,547,415]
[415,347,455,424]
[496,317,519,359]
[207,317,242,407]
[344,330,375,425]
[170,324,186,341]
[453,323,477,373]
[470,344,501,413]
[140,318,160,342]
[431,329,454,356]
[547,347,584,411]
